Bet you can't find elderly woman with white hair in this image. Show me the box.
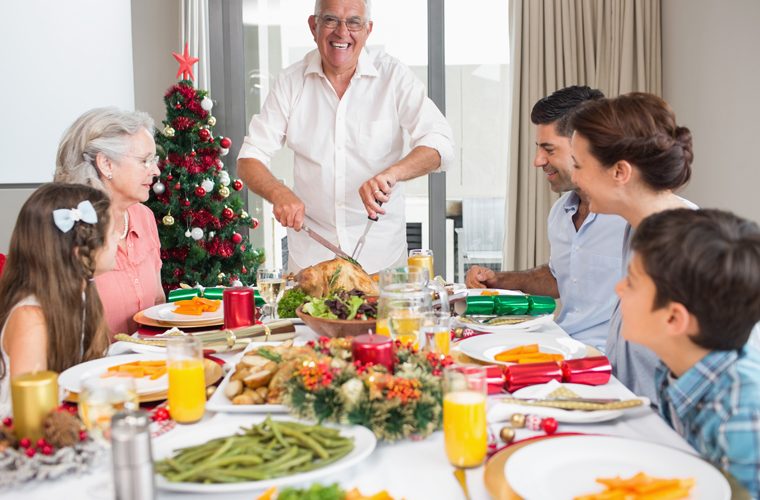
[55,107,165,338]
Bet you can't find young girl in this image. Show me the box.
[0,183,117,414]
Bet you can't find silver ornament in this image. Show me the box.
[152,181,165,195]
[220,148,229,156]
[184,230,192,237]
[209,231,215,238]
[231,280,243,287]
[201,179,214,192]
[219,171,230,186]
[201,96,214,111]
[190,227,204,240]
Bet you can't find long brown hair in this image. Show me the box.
[0,183,111,379]
[570,92,693,191]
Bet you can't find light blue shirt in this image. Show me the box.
[548,192,627,350]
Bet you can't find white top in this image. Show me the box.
[0,295,40,416]
[238,48,455,273]
[547,191,627,350]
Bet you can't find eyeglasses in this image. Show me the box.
[123,154,160,170]
[318,14,367,32]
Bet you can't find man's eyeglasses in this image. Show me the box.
[124,154,160,170]
[318,14,367,32]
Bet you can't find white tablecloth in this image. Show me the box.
[14,322,693,500]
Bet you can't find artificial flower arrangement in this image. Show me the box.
[283,337,453,442]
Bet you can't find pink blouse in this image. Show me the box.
[95,203,162,339]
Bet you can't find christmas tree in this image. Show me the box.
[146,43,264,293]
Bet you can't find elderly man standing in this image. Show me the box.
[466,86,626,351]
[237,0,454,273]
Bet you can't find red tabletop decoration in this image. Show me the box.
[561,356,612,385]
[223,287,257,329]
[503,362,562,392]
[351,334,395,372]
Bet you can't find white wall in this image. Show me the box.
[662,0,760,224]
[0,0,135,184]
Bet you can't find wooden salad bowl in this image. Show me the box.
[295,305,376,338]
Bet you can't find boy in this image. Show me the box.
[616,208,760,496]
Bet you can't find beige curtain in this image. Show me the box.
[181,0,210,90]
[503,0,661,271]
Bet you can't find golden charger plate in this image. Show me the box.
[64,358,223,404]
[484,434,580,499]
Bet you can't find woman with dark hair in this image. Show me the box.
[569,92,696,404]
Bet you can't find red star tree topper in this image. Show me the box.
[145,45,263,291]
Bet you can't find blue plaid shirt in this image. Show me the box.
[656,348,760,497]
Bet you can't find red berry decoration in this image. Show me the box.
[252,217,260,229]
[198,128,211,141]
[194,186,206,197]
[232,179,243,191]
[79,430,88,441]
[151,407,170,422]
[36,438,47,448]
[222,207,234,220]
[541,417,558,435]
[232,233,243,244]
[25,447,36,458]
[42,445,54,456]
[220,137,232,149]
[2,417,11,427]
[19,437,31,448]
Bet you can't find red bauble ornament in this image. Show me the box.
[79,430,88,441]
[166,174,173,181]
[242,266,247,274]
[240,245,246,251]
[174,182,181,190]
[541,417,558,435]
[198,128,211,141]
[195,186,206,197]
[232,233,243,244]
[42,445,54,456]
[19,437,31,448]
[25,447,36,458]
[233,179,243,191]
[36,438,47,448]
[220,137,232,148]
[175,103,182,110]
[190,151,197,157]
[252,217,260,229]
[222,207,234,219]
[2,417,11,427]
[183,199,191,207]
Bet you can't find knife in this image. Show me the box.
[301,223,353,261]
[351,201,382,261]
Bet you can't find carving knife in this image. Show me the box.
[301,223,353,261]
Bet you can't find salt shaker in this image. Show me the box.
[111,410,156,500]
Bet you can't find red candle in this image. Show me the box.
[223,287,257,329]
[561,356,612,385]
[351,334,395,372]
[504,362,563,392]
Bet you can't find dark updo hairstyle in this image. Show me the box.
[569,92,693,191]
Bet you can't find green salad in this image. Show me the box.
[278,287,309,318]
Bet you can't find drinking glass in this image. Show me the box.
[408,248,435,281]
[78,375,139,443]
[166,336,206,424]
[386,297,428,348]
[423,311,452,355]
[443,365,488,468]
[257,268,285,320]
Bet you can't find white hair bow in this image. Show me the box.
[52,200,98,233]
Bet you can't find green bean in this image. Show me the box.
[277,425,329,459]
[167,455,264,483]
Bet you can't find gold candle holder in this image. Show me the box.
[11,371,59,440]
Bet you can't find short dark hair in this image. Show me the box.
[632,208,760,351]
[531,85,605,137]
[569,92,693,191]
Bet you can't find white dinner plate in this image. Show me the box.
[142,301,224,324]
[58,353,168,395]
[205,342,288,414]
[153,414,377,493]
[454,314,555,333]
[486,382,649,424]
[456,331,587,365]
[505,435,731,500]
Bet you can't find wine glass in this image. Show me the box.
[257,268,285,320]
[78,375,139,443]
[386,297,428,349]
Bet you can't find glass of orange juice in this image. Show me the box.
[443,365,487,468]
[408,249,434,281]
[423,311,452,355]
[167,336,206,424]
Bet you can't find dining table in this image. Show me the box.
[13,319,698,500]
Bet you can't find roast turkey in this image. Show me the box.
[295,258,378,298]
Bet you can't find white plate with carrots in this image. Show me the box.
[59,353,169,395]
[456,332,587,366]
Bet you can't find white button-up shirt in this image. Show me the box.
[238,48,455,273]
[548,191,627,350]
